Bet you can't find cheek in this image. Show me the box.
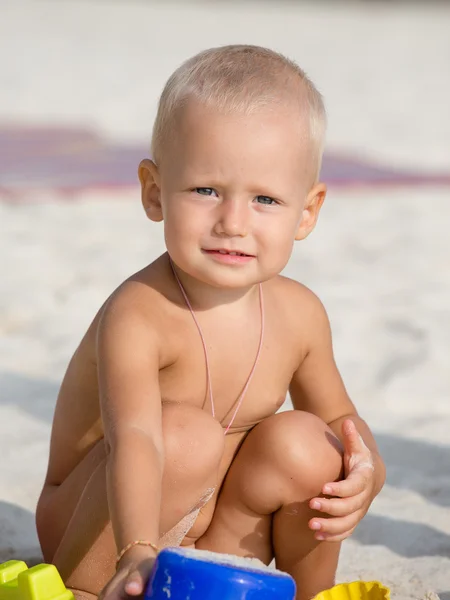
[257,211,300,246]
[253,218,295,272]
[164,200,206,241]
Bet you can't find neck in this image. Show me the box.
[166,253,260,312]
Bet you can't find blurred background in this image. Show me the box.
[1,1,450,598]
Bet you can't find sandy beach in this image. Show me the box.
[1,1,450,598]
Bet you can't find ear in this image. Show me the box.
[295,182,327,241]
[138,159,163,222]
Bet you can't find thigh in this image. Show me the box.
[36,439,107,562]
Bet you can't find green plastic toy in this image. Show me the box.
[0,561,74,600]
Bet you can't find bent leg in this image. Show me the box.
[196,411,343,600]
[36,403,224,597]
[36,437,107,564]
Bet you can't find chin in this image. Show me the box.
[202,267,269,290]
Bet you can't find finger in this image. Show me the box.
[315,526,356,543]
[99,572,128,600]
[124,570,146,596]
[323,470,371,498]
[309,493,365,517]
[309,512,360,537]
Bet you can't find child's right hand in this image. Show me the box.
[99,546,157,600]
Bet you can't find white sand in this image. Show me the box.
[161,547,276,575]
[1,2,450,599]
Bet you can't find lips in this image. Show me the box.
[204,249,253,257]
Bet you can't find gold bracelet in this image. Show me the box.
[116,540,159,566]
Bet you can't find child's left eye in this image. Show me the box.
[255,195,277,205]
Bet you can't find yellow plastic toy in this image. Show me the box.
[0,561,74,600]
[313,580,391,600]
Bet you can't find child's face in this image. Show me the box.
[141,100,326,289]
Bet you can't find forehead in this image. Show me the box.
[162,100,312,186]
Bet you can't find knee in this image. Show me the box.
[162,403,225,485]
[256,411,343,496]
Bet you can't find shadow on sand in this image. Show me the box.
[352,513,450,559]
[0,501,42,564]
[376,433,450,508]
[0,372,59,423]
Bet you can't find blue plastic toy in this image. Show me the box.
[0,551,390,600]
[145,548,296,600]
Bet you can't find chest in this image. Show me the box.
[159,308,300,429]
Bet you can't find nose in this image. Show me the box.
[213,197,248,238]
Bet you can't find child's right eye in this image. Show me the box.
[194,187,218,197]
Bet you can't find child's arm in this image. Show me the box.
[289,289,386,541]
[97,290,164,595]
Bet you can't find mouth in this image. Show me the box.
[203,249,254,257]
[202,248,255,264]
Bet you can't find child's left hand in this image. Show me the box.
[308,419,376,542]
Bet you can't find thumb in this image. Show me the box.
[342,419,365,455]
[124,570,145,596]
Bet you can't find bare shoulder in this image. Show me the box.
[265,274,331,371]
[100,269,168,330]
[269,274,328,328]
[105,257,173,313]
[95,258,179,368]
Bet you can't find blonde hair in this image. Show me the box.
[151,45,327,180]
